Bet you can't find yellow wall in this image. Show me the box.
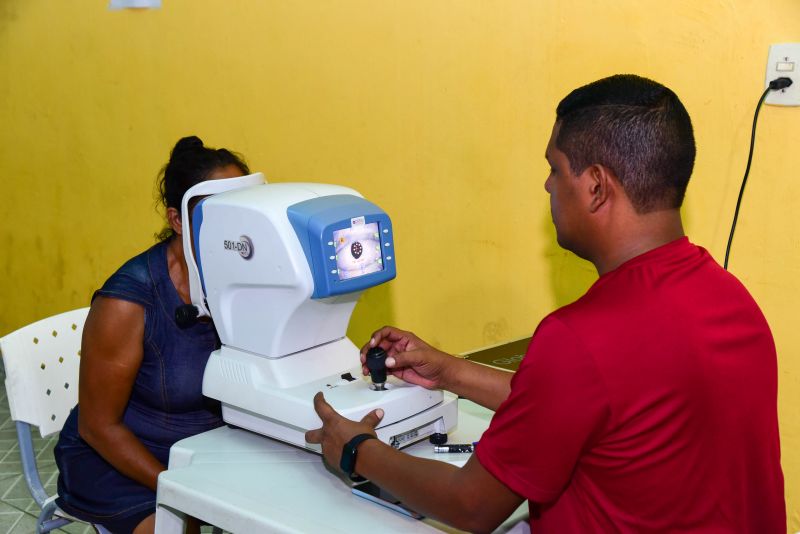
[1,0,798,528]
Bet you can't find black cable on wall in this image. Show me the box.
[723,76,793,271]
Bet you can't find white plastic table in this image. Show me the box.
[155,399,528,533]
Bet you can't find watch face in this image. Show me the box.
[340,445,357,475]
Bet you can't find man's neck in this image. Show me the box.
[592,209,685,276]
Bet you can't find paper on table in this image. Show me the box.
[461,336,531,371]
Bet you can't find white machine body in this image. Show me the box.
[183,176,457,452]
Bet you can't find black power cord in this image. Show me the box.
[723,76,794,270]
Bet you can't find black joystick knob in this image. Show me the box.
[366,347,388,390]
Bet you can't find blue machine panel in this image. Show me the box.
[191,199,208,297]
[287,195,397,298]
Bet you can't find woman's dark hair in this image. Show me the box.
[555,74,696,213]
[156,136,250,241]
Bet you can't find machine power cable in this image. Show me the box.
[723,76,793,270]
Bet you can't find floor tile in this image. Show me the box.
[24,499,40,514]
[0,446,19,464]
[3,498,35,514]
[0,502,23,515]
[0,476,22,499]
[0,430,19,442]
[0,511,24,533]
[36,464,58,477]
[2,476,33,500]
[0,464,22,476]
[0,440,18,453]
[8,511,38,533]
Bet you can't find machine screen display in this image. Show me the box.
[333,221,383,280]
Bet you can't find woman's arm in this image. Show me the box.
[77,296,165,491]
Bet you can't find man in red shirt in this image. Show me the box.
[306,74,786,532]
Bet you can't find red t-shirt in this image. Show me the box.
[476,238,785,532]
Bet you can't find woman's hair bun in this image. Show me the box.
[156,136,250,241]
[172,136,204,156]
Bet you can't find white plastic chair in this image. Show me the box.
[0,307,111,534]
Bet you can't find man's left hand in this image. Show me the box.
[305,392,385,471]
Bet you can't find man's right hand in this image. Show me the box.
[360,326,455,390]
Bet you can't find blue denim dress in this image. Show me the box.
[54,240,223,532]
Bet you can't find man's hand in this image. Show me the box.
[305,392,384,471]
[360,326,455,390]
[305,390,523,533]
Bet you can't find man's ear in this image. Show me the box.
[585,164,615,213]
[167,207,183,236]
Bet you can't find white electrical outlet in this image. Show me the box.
[765,43,800,106]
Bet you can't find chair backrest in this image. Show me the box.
[0,308,89,437]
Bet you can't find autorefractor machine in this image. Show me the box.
[178,172,458,452]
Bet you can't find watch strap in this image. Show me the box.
[340,433,377,480]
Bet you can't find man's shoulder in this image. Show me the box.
[539,237,773,360]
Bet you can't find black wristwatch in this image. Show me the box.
[340,433,377,481]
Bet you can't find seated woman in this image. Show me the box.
[54,136,250,534]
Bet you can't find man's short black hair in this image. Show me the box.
[555,74,696,213]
